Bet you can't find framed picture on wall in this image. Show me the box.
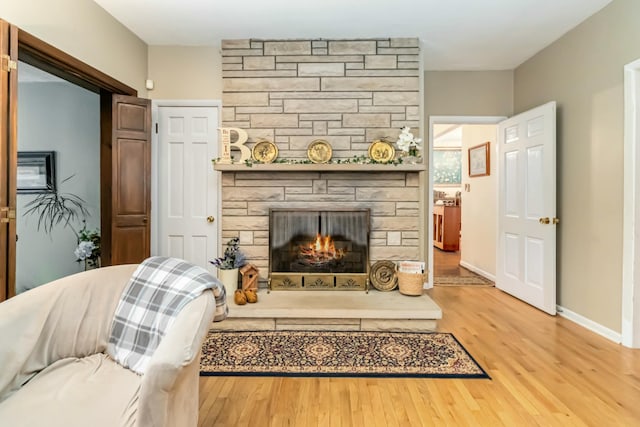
[17,151,56,193]
[468,142,490,177]
[433,148,462,185]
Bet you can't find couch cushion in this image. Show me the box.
[0,264,137,402]
[0,353,140,427]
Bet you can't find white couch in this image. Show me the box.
[0,264,217,427]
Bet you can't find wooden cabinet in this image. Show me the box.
[433,205,460,251]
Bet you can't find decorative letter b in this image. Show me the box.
[219,127,251,164]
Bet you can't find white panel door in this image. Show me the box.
[497,102,557,315]
[158,106,218,273]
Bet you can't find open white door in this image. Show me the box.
[497,102,557,315]
[157,105,219,272]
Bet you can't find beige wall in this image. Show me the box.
[514,0,640,332]
[459,125,497,278]
[147,46,222,100]
[424,70,513,120]
[2,0,148,95]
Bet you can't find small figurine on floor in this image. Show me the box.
[233,288,258,305]
[234,289,247,305]
[244,288,258,303]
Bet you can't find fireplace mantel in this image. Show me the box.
[213,163,425,172]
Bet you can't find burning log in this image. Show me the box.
[298,234,345,266]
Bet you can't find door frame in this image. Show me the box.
[2,24,138,298]
[17,29,135,95]
[0,21,17,302]
[428,116,506,288]
[622,58,640,348]
[150,100,222,258]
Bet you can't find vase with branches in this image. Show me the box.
[209,237,246,270]
[209,237,246,294]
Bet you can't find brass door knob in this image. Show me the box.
[552,217,560,224]
[207,216,215,223]
[539,217,550,225]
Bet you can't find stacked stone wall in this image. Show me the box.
[222,38,420,159]
[220,38,422,281]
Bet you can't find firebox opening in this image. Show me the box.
[269,209,370,290]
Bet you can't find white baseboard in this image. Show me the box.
[556,305,622,344]
[459,261,496,282]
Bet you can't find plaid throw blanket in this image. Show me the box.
[107,256,228,375]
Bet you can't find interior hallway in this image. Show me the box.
[433,247,481,278]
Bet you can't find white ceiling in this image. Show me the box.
[93,0,612,70]
[434,124,462,141]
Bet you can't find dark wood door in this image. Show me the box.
[102,94,151,265]
[0,20,17,302]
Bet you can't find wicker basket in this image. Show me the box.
[397,271,426,296]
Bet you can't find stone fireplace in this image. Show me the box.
[215,171,440,331]
[212,37,441,331]
[217,36,425,288]
[218,168,423,286]
[269,209,370,290]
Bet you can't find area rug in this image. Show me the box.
[200,330,489,379]
[434,274,494,286]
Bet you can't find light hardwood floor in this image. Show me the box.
[433,248,478,278]
[198,287,640,426]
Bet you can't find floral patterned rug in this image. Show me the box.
[200,330,489,378]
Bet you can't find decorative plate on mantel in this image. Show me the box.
[307,139,332,164]
[368,139,395,163]
[251,139,279,163]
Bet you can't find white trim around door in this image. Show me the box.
[622,59,640,348]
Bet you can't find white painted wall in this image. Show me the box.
[16,81,100,293]
[459,124,498,279]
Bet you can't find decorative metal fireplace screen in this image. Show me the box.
[269,209,370,291]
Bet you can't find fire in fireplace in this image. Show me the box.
[299,234,345,266]
[269,209,370,291]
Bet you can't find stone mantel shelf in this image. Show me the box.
[213,163,425,172]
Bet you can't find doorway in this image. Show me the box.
[16,62,100,293]
[1,21,148,301]
[428,116,505,288]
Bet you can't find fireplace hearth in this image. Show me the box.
[269,209,370,291]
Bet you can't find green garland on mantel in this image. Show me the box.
[212,154,422,167]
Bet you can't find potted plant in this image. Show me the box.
[23,175,101,269]
[23,175,89,235]
[210,237,246,295]
[74,220,101,270]
[395,126,422,163]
